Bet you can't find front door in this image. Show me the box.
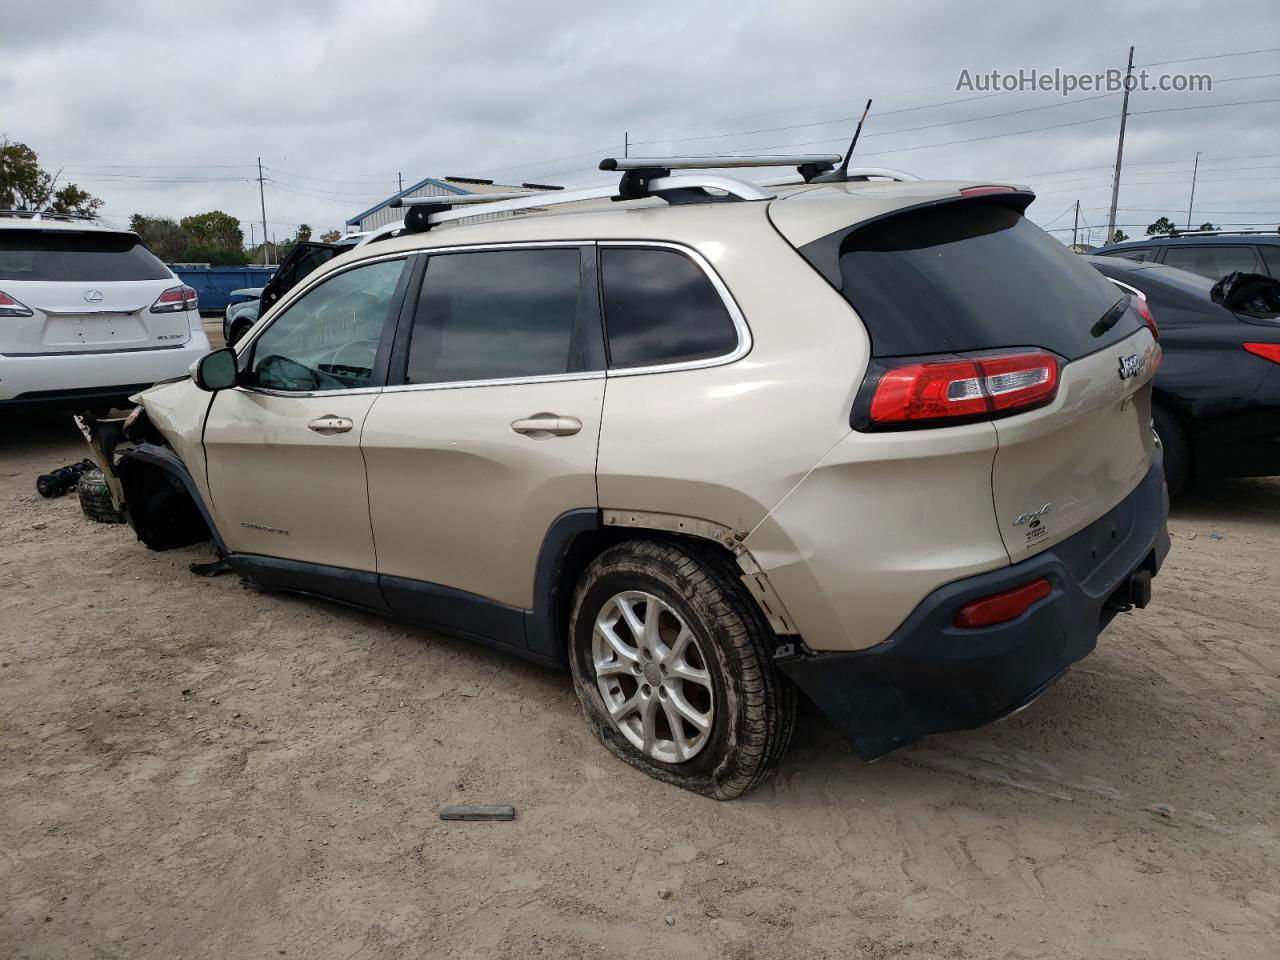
[361,245,605,649]
[204,255,410,579]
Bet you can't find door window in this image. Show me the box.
[405,247,587,384]
[1160,244,1261,280]
[247,258,405,392]
[1104,248,1152,262]
[599,247,739,368]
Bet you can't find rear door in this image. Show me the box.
[257,242,342,315]
[1158,243,1263,282]
[817,200,1156,563]
[203,254,410,577]
[0,228,188,354]
[361,244,605,650]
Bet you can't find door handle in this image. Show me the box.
[308,415,354,434]
[511,414,583,438]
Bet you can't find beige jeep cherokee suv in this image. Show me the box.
[79,155,1169,799]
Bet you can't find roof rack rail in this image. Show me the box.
[0,208,98,223]
[394,159,781,234]
[601,153,843,190]
[1167,227,1280,237]
[757,166,921,187]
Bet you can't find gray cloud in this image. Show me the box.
[2,0,1277,244]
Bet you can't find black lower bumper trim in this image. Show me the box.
[778,459,1171,760]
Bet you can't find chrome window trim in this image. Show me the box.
[235,238,752,397]
[597,240,752,378]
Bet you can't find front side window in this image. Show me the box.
[405,248,584,385]
[247,258,404,392]
[600,247,739,369]
[1160,244,1261,280]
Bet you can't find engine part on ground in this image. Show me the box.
[36,460,96,499]
[77,468,126,524]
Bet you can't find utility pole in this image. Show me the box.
[1186,151,1200,230]
[1072,199,1080,249]
[624,132,628,158]
[257,156,270,265]
[249,223,255,251]
[398,171,403,192]
[1106,46,1135,245]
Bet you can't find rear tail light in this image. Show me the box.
[868,350,1060,427]
[150,284,199,314]
[0,290,33,317]
[1132,294,1158,340]
[1244,342,1280,364]
[955,577,1052,628]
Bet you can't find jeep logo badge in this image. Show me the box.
[1118,354,1142,380]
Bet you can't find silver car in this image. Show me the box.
[78,155,1169,798]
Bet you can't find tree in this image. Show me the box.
[0,140,103,216]
[1146,217,1177,236]
[129,215,188,262]
[1198,221,1219,232]
[319,229,341,244]
[1113,229,1129,242]
[179,211,248,265]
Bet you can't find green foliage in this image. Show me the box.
[130,210,249,265]
[1113,229,1129,242]
[1146,217,1177,236]
[0,140,103,215]
[319,229,341,244]
[1198,221,1219,232]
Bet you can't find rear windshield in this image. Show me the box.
[0,229,171,282]
[818,203,1135,360]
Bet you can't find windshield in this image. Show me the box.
[0,229,171,282]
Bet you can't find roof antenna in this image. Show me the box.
[836,99,873,181]
[810,99,873,183]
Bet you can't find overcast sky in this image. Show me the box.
[2,0,1277,246]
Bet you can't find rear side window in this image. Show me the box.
[1160,244,1262,280]
[1105,247,1152,262]
[818,204,1131,360]
[406,248,586,385]
[600,247,739,369]
[0,229,171,282]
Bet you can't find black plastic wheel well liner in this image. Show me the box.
[116,444,224,553]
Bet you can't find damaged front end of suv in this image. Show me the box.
[74,384,220,554]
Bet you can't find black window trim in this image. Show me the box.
[597,240,752,377]
[233,250,414,398]
[380,240,606,393]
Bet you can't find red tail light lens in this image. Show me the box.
[0,290,33,317]
[955,577,1052,628]
[1132,294,1158,340]
[1244,342,1280,364]
[869,350,1060,426]
[150,284,199,314]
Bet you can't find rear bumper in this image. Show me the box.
[777,458,1171,759]
[0,336,209,407]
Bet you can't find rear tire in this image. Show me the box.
[1153,405,1190,497]
[567,538,795,799]
[77,468,125,524]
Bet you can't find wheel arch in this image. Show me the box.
[528,508,799,662]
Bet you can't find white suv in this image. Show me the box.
[76,156,1170,798]
[0,212,210,411]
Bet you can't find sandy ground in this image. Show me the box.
[2,395,1278,959]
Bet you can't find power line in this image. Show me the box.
[1137,45,1280,68]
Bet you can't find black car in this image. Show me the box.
[1088,256,1280,494]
